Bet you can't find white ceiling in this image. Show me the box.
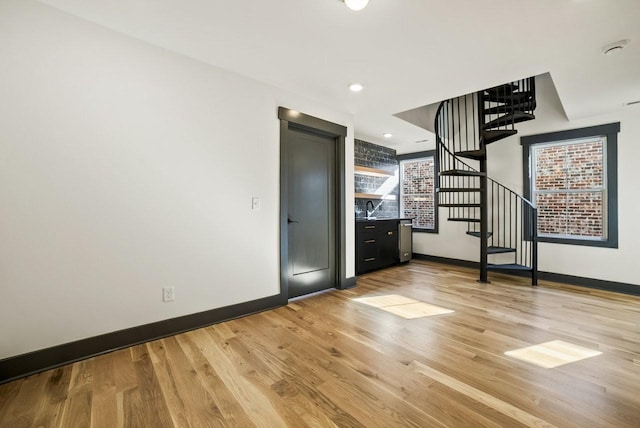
[39,0,640,149]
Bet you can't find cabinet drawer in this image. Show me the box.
[358,244,377,260]
[358,231,377,242]
[357,222,378,232]
[358,256,380,272]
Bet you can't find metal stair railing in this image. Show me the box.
[435,78,538,285]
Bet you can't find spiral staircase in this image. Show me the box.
[435,77,538,285]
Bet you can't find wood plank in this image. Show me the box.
[410,360,555,427]
[175,332,255,427]
[0,381,22,422]
[90,353,118,428]
[121,386,146,428]
[354,165,394,177]
[112,348,137,394]
[234,315,366,427]
[60,389,93,428]
[185,328,290,428]
[129,345,174,428]
[354,192,396,200]
[149,336,227,427]
[31,366,73,428]
[1,372,50,428]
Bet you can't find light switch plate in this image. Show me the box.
[252,197,260,210]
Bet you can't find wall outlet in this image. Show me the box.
[162,286,175,302]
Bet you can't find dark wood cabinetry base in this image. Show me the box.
[356,219,408,275]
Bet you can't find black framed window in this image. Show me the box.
[521,123,619,248]
[398,151,438,233]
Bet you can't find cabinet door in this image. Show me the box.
[378,226,399,267]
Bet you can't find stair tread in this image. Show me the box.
[485,83,518,96]
[483,91,534,104]
[482,129,518,145]
[447,218,480,223]
[440,203,481,207]
[484,101,536,115]
[487,246,517,254]
[467,231,493,238]
[487,263,532,271]
[455,149,486,160]
[440,169,486,177]
[438,187,482,193]
[483,112,536,130]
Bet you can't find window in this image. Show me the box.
[521,123,619,248]
[398,151,438,232]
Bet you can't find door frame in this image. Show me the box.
[278,107,350,300]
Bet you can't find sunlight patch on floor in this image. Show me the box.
[353,294,418,307]
[353,294,454,319]
[505,340,602,368]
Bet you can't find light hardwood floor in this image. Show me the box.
[1,260,639,427]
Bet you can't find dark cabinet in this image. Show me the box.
[356,220,399,274]
[378,227,398,266]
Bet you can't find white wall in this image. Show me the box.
[0,0,354,359]
[413,73,640,287]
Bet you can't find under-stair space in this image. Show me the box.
[435,77,538,285]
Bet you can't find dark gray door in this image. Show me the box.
[287,128,336,298]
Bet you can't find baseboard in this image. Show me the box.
[340,276,357,289]
[413,253,640,296]
[536,272,640,296]
[412,253,480,269]
[0,293,286,385]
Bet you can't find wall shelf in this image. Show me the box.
[355,193,397,200]
[354,165,394,177]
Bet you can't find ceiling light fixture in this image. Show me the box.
[349,83,364,92]
[601,39,630,55]
[383,133,393,138]
[341,0,370,11]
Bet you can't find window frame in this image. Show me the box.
[521,122,619,248]
[397,150,439,233]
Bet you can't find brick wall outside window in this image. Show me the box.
[532,139,605,239]
[401,157,435,229]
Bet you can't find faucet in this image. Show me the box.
[366,200,375,219]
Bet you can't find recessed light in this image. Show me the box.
[383,133,393,138]
[342,0,370,11]
[602,39,630,55]
[349,83,364,92]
